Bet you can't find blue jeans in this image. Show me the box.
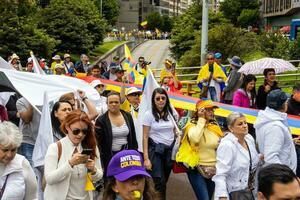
[18,143,34,166]
[208,87,217,101]
[187,169,215,200]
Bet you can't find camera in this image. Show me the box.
[141,61,151,69]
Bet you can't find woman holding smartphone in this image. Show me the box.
[44,110,103,200]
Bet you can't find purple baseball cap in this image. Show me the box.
[107,150,151,181]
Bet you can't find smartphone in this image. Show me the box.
[81,149,93,155]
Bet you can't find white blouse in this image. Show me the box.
[212,133,259,199]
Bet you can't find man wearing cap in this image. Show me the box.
[63,53,74,73]
[102,62,118,80]
[214,52,227,76]
[254,89,297,172]
[114,66,127,83]
[90,79,108,116]
[50,55,63,74]
[25,58,34,73]
[120,87,142,118]
[197,53,227,102]
[223,56,243,104]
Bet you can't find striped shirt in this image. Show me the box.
[111,122,129,152]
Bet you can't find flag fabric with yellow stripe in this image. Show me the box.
[140,21,148,26]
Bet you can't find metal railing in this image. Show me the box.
[153,60,300,89]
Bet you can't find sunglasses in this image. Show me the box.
[207,58,214,60]
[155,96,166,101]
[71,128,89,136]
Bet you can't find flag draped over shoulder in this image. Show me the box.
[140,21,148,27]
[123,44,144,84]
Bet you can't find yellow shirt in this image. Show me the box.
[50,61,64,74]
[160,68,172,81]
[187,118,222,166]
[120,99,131,112]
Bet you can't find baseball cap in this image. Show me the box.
[90,80,104,88]
[115,66,126,73]
[126,87,142,96]
[107,150,151,181]
[27,57,33,63]
[266,89,288,110]
[214,52,222,59]
[196,100,219,110]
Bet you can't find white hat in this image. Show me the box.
[54,64,64,69]
[64,54,71,59]
[27,57,33,63]
[52,55,61,60]
[90,80,104,88]
[125,87,142,96]
[11,53,19,60]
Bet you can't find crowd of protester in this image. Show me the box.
[0,50,300,200]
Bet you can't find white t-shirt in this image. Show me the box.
[143,110,175,146]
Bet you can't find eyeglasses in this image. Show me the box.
[155,96,166,101]
[96,85,105,88]
[71,128,89,136]
[207,58,214,60]
[162,82,168,85]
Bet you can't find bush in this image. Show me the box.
[38,0,107,54]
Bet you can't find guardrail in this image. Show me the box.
[94,38,146,66]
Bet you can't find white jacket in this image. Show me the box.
[254,107,297,172]
[44,136,103,200]
[212,133,259,199]
[0,154,37,200]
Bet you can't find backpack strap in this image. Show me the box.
[56,141,62,162]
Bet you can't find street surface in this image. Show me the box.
[131,39,197,200]
[131,40,173,77]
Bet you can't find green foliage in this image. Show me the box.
[38,0,107,54]
[98,0,120,26]
[145,12,174,32]
[208,24,261,60]
[0,0,57,60]
[146,12,163,31]
[170,2,202,60]
[220,0,260,27]
[237,9,260,28]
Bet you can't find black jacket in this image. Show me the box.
[287,96,300,116]
[95,110,138,174]
[256,83,280,110]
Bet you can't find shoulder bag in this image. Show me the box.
[229,141,255,200]
[200,72,213,98]
[0,175,9,200]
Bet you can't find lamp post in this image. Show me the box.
[201,0,209,65]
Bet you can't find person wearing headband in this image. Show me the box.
[176,100,223,200]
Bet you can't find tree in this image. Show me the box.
[170,2,202,60]
[38,0,107,54]
[97,0,120,26]
[0,0,57,61]
[220,0,260,27]
[146,12,164,31]
[161,15,173,32]
[237,9,260,28]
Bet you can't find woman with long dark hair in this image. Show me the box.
[232,74,257,109]
[44,110,103,200]
[51,101,73,141]
[143,87,176,200]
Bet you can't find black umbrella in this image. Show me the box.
[0,71,17,92]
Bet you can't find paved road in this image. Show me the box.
[131,39,197,200]
[131,40,173,77]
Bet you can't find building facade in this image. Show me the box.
[262,0,300,28]
[117,0,192,31]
